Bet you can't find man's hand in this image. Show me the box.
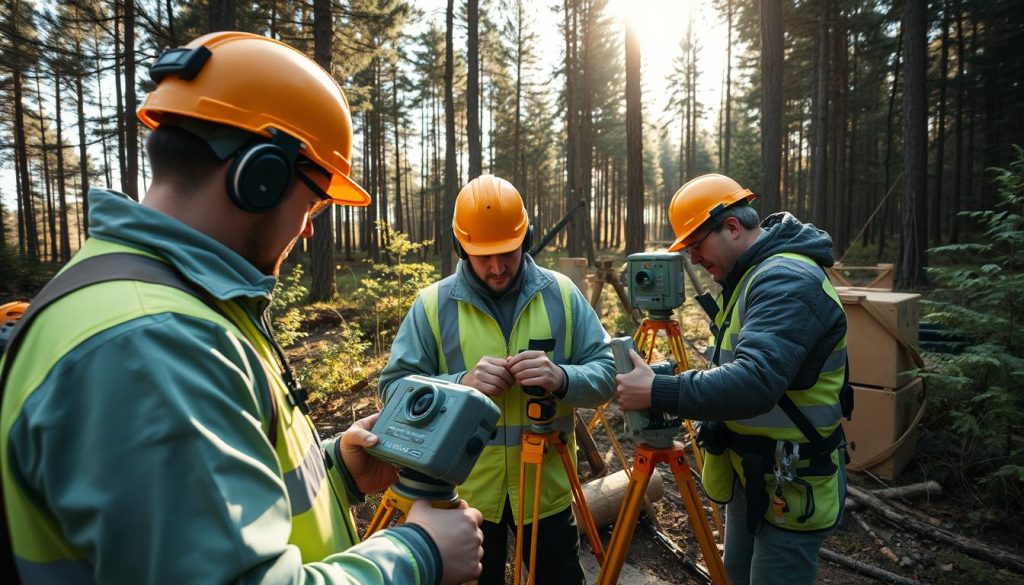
[337,413,398,495]
[507,350,565,393]
[462,356,515,397]
[406,499,484,585]
[616,350,655,411]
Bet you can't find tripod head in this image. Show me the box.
[388,467,460,507]
[519,338,560,434]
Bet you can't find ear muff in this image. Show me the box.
[453,222,533,261]
[521,223,534,255]
[453,234,468,260]
[226,130,301,213]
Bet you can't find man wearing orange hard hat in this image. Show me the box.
[617,174,852,585]
[379,175,615,584]
[0,32,482,585]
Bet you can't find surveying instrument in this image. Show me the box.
[363,375,501,536]
[512,341,605,585]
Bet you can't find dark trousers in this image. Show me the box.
[478,498,586,585]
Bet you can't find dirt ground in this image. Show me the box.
[302,307,1023,585]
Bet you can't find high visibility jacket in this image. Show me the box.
[702,252,847,533]
[0,189,437,585]
[379,256,615,523]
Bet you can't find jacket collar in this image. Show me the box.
[447,254,553,318]
[86,189,277,308]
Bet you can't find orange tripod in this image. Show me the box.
[598,441,729,584]
[514,393,605,585]
[364,470,460,538]
[633,316,725,538]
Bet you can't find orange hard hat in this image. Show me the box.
[137,31,370,207]
[452,175,529,256]
[667,174,757,252]
[0,301,28,350]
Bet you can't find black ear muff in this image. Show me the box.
[522,223,534,255]
[452,232,468,260]
[226,130,301,213]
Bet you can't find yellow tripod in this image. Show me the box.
[364,470,461,537]
[513,393,605,585]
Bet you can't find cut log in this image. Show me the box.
[848,485,1024,575]
[577,469,664,530]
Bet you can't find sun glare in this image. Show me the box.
[608,0,730,132]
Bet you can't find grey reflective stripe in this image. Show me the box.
[488,416,574,447]
[821,346,847,373]
[283,440,328,516]
[539,281,567,363]
[16,557,94,584]
[737,256,812,324]
[736,401,843,430]
[436,279,465,374]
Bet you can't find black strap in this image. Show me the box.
[0,253,283,580]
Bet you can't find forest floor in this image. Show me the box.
[300,275,1024,585]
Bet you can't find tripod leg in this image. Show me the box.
[555,441,605,563]
[527,461,544,585]
[365,495,400,539]
[514,451,530,585]
[598,460,653,585]
[667,452,729,585]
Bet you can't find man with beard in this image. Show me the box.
[379,175,614,584]
[616,174,852,585]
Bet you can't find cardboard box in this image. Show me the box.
[842,377,924,480]
[838,288,921,388]
[557,257,589,292]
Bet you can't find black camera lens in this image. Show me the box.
[410,388,435,417]
[635,270,652,288]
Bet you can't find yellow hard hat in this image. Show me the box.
[452,175,529,256]
[137,31,369,207]
[667,174,756,252]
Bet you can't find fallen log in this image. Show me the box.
[848,485,1024,575]
[820,547,923,585]
[845,480,942,512]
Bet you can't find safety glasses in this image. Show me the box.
[294,161,333,219]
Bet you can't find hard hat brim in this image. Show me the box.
[458,236,525,257]
[328,174,371,207]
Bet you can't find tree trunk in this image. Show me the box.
[624,19,644,255]
[760,0,783,215]
[114,3,127,197]
[441,0,458,276]
[466,0,481,179]
[809,0,829,228]
[393,59,404,234]
[209,0,236,31]
[54,72,71,261]
[897,0,928,289]
[308,0,336,302]
[123,0,138,200]
[75,39,90,240]
[878,29,902,261]
[932,1,950,246]
[724,0,733,174]
[513,0,524,190]
[951,0,964,243]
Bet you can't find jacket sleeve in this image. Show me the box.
[650,263,842,421]
[377,295,463,402]
[558,284,615,408]
[7,313,438,585]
